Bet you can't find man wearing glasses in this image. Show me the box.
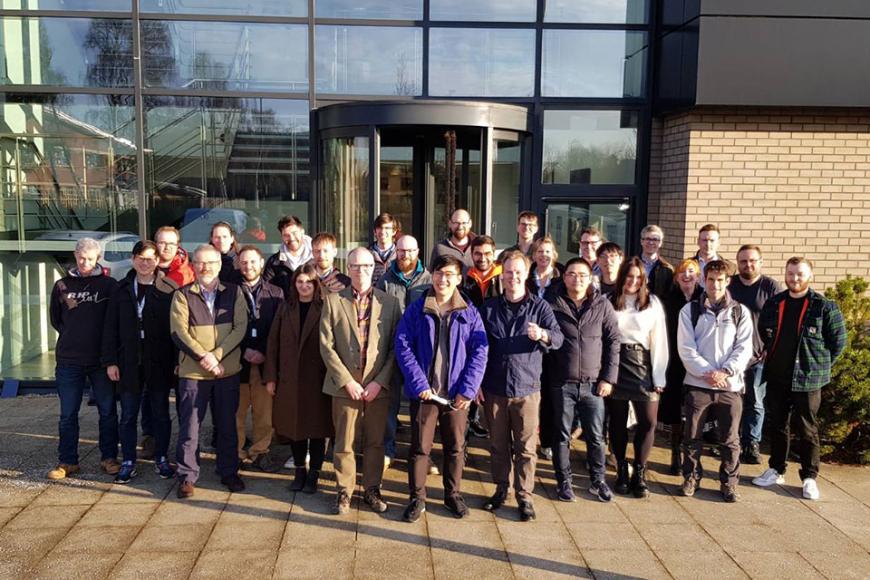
[320,247,402,515]
[502,211,540,258]
[395,255,488,522]
[579,227,604,278]
[170,244,248,498]
[369,212,398,286]
[429,208,476,275]
[640,224,674,299]
[376,235,433,470]
[155,226,195,288]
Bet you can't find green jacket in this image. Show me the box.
[759,289,847,391]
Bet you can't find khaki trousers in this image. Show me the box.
[484,391,540,501]
[236,365,273,460]
[332,394,390,493]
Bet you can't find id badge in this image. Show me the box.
[140,329,145,339]
[251,328,258,338]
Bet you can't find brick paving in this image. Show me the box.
[1,394,869,579]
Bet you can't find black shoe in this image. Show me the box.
[221,473,245,493]
[631,463,650,498]
[445,495,469,519]
[469,421,489,438]
[615,461,631,495]
[289,467,307,492]
[518,499,536,522]
[251,454,281,473]
[669,446,681,476]
[364,487,388,513]
[742,441,761,465]
[303,469,320,494]
[482,488,508,512]
[403,498,426,522]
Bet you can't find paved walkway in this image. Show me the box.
[1,394,869,579]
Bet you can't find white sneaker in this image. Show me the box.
[284,456,296,469]
[802,478,820,500]
[752,468,785,487]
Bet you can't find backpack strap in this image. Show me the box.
[690,300,702,329]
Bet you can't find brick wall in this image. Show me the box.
[647,107,870,289]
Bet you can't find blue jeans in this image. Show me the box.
[383,381,404,459]
[118,389,142,462]
[55,364,117,465]
[741,363,766,446]
[551,382,606,486]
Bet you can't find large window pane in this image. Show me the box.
[144,97,310,254]
[430,0,536,22]
[4,0,130,10]
[546,201,629,258]
[140,0,305,16]
[542,30,647,97]
[545,0,648,24]
[542,110,638,185]
[320,136,369,261]
[491,138,522,248]
[0,17,133,88]
[429,28,534,97]
[142,21,308,92]
[316,26,422,96]
[0,93,138,380]
[316,0,421,20]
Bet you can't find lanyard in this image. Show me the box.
[133,278,149,339]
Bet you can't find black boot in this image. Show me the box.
[669,446,681,476]
[289,467,307,492]
[631,463,650,498]
[302,469,320,494]
[615,461,631,495]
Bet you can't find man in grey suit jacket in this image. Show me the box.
[320,247,402,515]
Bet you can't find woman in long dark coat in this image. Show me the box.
[659,259,703,474]
[263,264,333,494]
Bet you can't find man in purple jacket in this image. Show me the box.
[395,254,489,523]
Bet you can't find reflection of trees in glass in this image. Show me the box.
[543,131,637,184]
[83,19,133,89]
[140,21,178,88]
[394,51,417,96]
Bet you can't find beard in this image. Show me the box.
[739,270,757,280]
[788,279,811,294]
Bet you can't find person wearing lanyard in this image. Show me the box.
[102,241,178,483]
[235,245,284,472]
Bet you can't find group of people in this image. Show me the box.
[47,209,847,523]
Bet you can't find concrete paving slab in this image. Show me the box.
[189,548,277,579]
[620,497,695,524]
[428,519,504,551]
[30,550,123,580]
[430,546,513,579]
[498,520,577,553]
[565,522,648,551]
[777,519,867,554]
[274,546,356,579]
[109,550,199,580]
[50,524,142,553]
[799,550,870,580]
[636,522,720,552]
[510,549,593,579]
[32,481,106,505]
[0,553,37,579]
[581,548,671,580]
[215,499,289,525]
[127,524,214,553]
[677,496,766,526]
[0,526,70,560]
[78,501,158,527]
[356,517,430,547]
[354,543,433,579]
[699,523,796,554]
[281,516,358,548]
[730,552,826,579]
[0,506,21,527]
[5,503,91,529]
[203,520,286,551]
[0,482,46,507]
[96,479,174,504]
[657,548,749,579]
[148,500,223,527]
[552,495,630,523]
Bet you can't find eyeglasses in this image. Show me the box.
[194,261,221,267]
[518,222,537,229]
[451,220,471,227]
[579,240,600,246]
[432,271,458,280]
[564,272,592,280]
[641,237,662,243]
[134,255,158,263]
[348,263,375,271]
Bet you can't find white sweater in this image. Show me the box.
[615,294,669,388]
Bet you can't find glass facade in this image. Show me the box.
[0,1,653,380]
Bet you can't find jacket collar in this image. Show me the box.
[423,288,467,317]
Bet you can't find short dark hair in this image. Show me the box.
[470,235,496,251]
[786,256,814,270]
[373,212,396,230]
[737,244,762,257]
[311,232,337,247]
[132,240,158,256]
[431,254,463,274]
[596,241,624,258]
[704,260,731,279]
[564,256,593,272]
[699,223,719,235]
[580,226,602,239]
[277,215,303,231]
[517,211,538,225]
[237,244,263,259]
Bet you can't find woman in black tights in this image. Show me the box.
[609,257,669,497]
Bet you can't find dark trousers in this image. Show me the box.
[767,380,821,480]
[539,383,554,449]
[176,375,240,483]
[55,364,117,465]
[117,389,142,462]
[409,400,468,501]
[140,383,152,437]
[608,399,658,466]
[290,438,326,471]
[145,386,173,460]
[740,363,766,446]
[551,383,606,486]
[682,386,743,487]
[383,380,404,459]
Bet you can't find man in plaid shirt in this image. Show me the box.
[753,257,847,500]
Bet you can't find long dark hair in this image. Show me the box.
[612,256,652,311]
[288,263,322,307]
[210,221,239,255]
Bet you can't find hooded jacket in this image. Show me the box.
[376,260,433,311]
[395,289,488,401]
[50,266,117,367]
[159,248,195,288]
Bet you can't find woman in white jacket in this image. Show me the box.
[609,256,669,498]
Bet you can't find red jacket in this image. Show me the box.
[161,248,195,288]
